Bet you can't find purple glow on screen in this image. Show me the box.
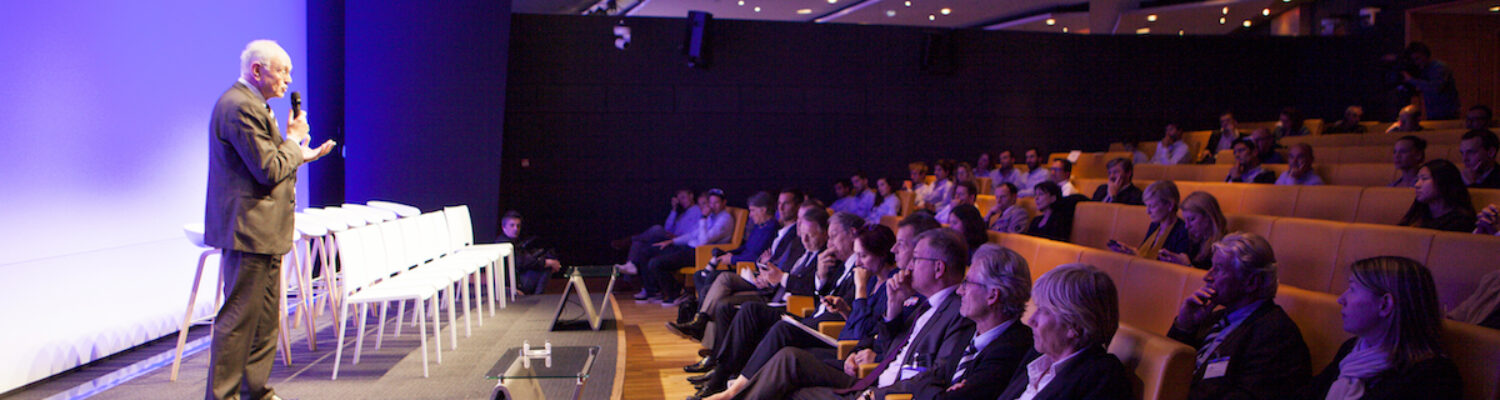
[0,1,307,265]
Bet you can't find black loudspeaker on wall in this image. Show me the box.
[921,32,955,74]
[683,10,712,68]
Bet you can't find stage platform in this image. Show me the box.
[1,291,621,400]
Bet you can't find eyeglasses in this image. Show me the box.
[912,256,942,264]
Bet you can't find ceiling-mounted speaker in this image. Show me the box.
[684,11,713,69]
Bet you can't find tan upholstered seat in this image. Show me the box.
[1292,185,1362,222]
[1330,223,1435,294]
[1109,323,1196,400]
[1425,232,1500,311]
[1071,202,1120,249]
[1225,213,1276,239]
[1326,163,1396,187]
[1267,218,1347,293]
[1354,186,1413,224]
[1118,259,1197,333]
[1109,205,1152,250]
[1237,184,1298,217]
[1274,285,1351,371]
[1442,320,1500,400]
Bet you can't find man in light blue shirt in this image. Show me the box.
[829,179,860,216]
[640,189,735,303]
[1150,123,1190,165]
[990,150,1027,196]
[850,172,877,221]
[1020,148,1050,198]
[616,189,700,274]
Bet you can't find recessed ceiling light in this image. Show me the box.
[1262,8,1270,16]
[737,0,744,5]
[754,6,761,12]
[940,8,951,15]
[797,8,812,14]
[1219,17,1226,24]
[1243,19,1252,27]
[904,1,911,7]
[1491,5,1500,12]
[1062,26,1069,33]
[828,0,837,3]
[1222,7,1230,15]
[928,14,935,20]
[1178,30,1185,35]
[1136,27,1150,34]
[886,10,896,17]
[1045,18,1056,25]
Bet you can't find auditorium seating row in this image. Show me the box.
[1118,124,1468,164]
[1067,201,1500,315]
[1131,162,1408,187]
[677,207,750,288]
[1204,138,1470,165]
[1069,178,1500,226]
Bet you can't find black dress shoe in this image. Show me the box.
[683,356,716,373]
[689,378,727,399]
[685,369,716,384]
[698,348,712,357]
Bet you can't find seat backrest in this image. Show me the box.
[1071,202,1119,249]
[1237,184,1298,217]
[1425,232,1500,311]
[334,226,376,295]
[1193,164,1234,183]
[1163,165,1201,182]
[395,217,429,266]
[1225,213,1276,239]
[1331,223,1435,295]
[1267,218,1347,293]
[975,195,996,216]
[897,190,915,216]
[998,234,1043,278]
[1079,248,1135,288]
[1109,323,1196,400]
[443,205,475,249]
[1184,182,1244,214]
[1110,205,1152,250]
[1118,259,1198,332]
[725,207,749,247]
[1074,178,1106,199]
[1031,239,1085,276]
[880,215,900,231]
[1443,320,1500,400]
[1292,185,1362,222]
[1136,164,1168,181]
[1326,163,1396,187]
[1473,188,1500,210]
[1354,186,1414,224]
[1273,286,1350,371]
[975,177,993,195]
[378,219,411,273]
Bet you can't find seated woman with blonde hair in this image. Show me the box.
[1297,256,1461,399]
[996,263,1132,400]
[1108,180,1191,261]
[1157,191,1228,270]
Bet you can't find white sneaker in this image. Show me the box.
[617,262,638,275]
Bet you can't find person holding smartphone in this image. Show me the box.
[1107,181,1191,262]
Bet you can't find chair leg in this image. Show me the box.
[170,249,215,382]
[417,299,429,378]
[445,286,458,349]
[431,297,443,364]
[353,303,367,364]
[374,301,388,349]
[394,299,406,337]
[332,301,350,380]
[489,260,499,315]
[471,271,484,327]
[460,275,472,337]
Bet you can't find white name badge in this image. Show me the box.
[1204,357,1230,379]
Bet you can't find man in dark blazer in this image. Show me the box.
[1167,232,1310,400]
[873,244,1034,400]
[204,40,333,400]
[719,229,975,400]
[1090,158,1144,206]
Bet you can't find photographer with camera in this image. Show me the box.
[1387,42,1458,121]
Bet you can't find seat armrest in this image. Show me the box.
[818,321,845,338]
[858,363,877,378]
[838,340,859,360]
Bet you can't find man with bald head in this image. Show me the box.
[205,39,334,400]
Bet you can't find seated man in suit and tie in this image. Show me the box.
[1091,157,1144,205]
[1168,232,1311,400]
[873,243,1035,400]
[702,229,976,400]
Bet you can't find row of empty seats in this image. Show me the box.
[1069,201,1500,316]
[1068,179,1500,226]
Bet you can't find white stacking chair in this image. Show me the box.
[442,206,512,312]
[283,213,330,352]
[332,225,442,379]
[170,224,223,382]
[373,217,466,349]
[300,207,368,316]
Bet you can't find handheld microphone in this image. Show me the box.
[289,91,303,119]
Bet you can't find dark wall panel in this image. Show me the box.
[503,14,1383,264]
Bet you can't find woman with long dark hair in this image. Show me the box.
[1398,159,1476,232]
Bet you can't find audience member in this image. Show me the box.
[1159,192,1228,270]
[991,150,1028,195]
[849,172,877,218]
[1275,143,1325,185]
[925,159,957,209]
[1276,107,1312,137]
[1399,159,1477,232]
[615,188,700,271]
[935,181,977,225]
[1466,105,1494,130]
[830,179,859,216]
[874,244,1035,400]
[996,263,1131,400]
[714,229,975,400]
[639,189,734,303]
[1049,159,1079,196]
[870,177,901,221]
[1250,128,1286,164]
[1021,148,1049,197]
[1476,203,1500,236]
[1091,157,1144,205]
[950,204,988,253]
[1386,105,1424,133]
[496,210,561,295]
[1109,181,1191,261]
[955,162,976,187]
[1402,42,1459,120]
[1324,105,1368,134]
[704,192,778,269]
[909,162,934,209]
[973,153,994,181]
[677,192,782,337]
[1460,129,1500,188]
[1168,232,1311,400]
[1391,135,1427,188]
[1226,139,1276,184]
[1296,256,1462,400]
[1200,112,1242,164]
[1025,181,1072,241]
[986,182,1031,234]
[1151,123,1191,165]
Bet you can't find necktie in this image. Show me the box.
[950,341,979,384]
[1195,316,1229,367]
[837,302,932,394]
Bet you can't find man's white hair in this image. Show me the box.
[240,40,290,78]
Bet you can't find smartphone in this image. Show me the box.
[1106,239,1125,252]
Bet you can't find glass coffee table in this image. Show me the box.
[549,265,617,331]
[487,345,600,400]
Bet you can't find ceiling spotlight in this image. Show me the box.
[1178,30,1185,35]
[828,0,838,3]
[1045,18,1056,25]
[928,14,935,20]
[904,1,911,6]
[1147,14,1157,22]
[1219,17,1226,24]
[754,6,761,12]
[737,0,744,5]
[1243,19,1252,27]
[886,10,896,17]
[1136,27,1150,34]
[797,8,812,14]
[1491,5,1500,12]
[1062,27,1069,32]
[1262,8,1270,16]
[1222,7,1229,15]
[940,8,951,15]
